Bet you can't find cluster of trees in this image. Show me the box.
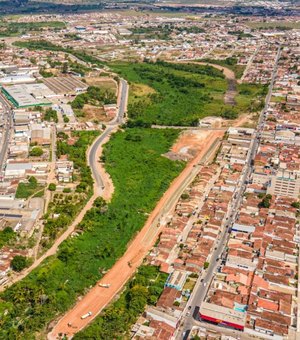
[11,256,28,272]
[29,147,43,157]
[74,266,167,339]
[0,227,16,249]
[258,194,272,209]
[43,108,58,123]
[71,86,116,111]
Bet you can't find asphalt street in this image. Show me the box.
[88,79,128,192]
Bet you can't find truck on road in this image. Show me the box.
[81,311,92,319]
[99,283,111,288]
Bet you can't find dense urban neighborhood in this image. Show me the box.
[0,1,299,339]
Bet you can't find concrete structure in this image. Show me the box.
[267,169,300,199]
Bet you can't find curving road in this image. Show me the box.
[89,78,128,195]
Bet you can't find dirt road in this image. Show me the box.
[48,130,224,340]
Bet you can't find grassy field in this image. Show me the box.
[111,61,266,126]
[0,128,184,338]
[15,176,44,199]
[74,265,167,339]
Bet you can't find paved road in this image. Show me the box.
[0,93,13,179]
[88,79,128,194]
[178,46,282,340]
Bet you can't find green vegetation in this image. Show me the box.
[71,86,116,110]
[0,128,184,338]
[15,176,43,199]
[0,227,16,249]
[74,265,167,339]
[71,85,116,118]
[112,61,266,126]
[48,183,56,191]
[42,130,98,248]
[11,256,28,272]
[201,57,245,79]
[0,21,65,37]
[112,61,226,126]
[204,261,209,269]
[29,147,43,157]
[258,194,272,209]
[43,108,58,123]
[13,40,103,67]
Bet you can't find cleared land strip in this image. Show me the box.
[48,130,224,339]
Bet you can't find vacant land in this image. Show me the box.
[74,265,167,339]
[15,176,44,199]
[0,128,184,339]
[111,61,266,126]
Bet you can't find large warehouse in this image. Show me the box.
[1,83,56,108]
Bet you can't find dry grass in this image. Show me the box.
[131,83,156,97]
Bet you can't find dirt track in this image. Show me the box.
[48,130,224,340]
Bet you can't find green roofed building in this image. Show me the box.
[1,84,52,108]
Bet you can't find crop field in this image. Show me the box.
[0,128,184,338]
[111,61,266,126]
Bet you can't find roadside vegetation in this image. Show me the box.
[111,61,266,126]
[0,128,184,338]
[74,265,167,339]
[41,130,99,251]
[201,57,245,79]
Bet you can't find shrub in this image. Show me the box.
[11,256,28,272]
